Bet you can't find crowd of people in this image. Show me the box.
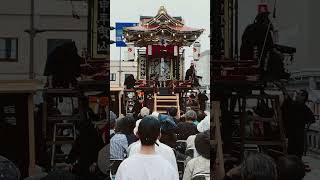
[109,106,211,180]
[108,87,315,180]
[0,88,315,180]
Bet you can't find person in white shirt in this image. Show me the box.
[185,114,210,161]
[115,116,179,180]
[128,119,178,171]
[183,130,211,180]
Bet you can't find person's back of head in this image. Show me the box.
[196,110,206,122]
[140,107,150,118]
[277,155,305,180]
[185,110,197,122]
[168,107,178,117]
[241,153,277,180]
[195,130,211,159]
[120,116,136,135]
[138,116,160,146]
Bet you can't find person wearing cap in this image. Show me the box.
[150,111,160,119]
[128,117,178,171]
[158,114,178,149]
[115,116,179,180]
[183,131,211,180]
[167,107,179,124]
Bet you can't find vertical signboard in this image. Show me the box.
[92,0,109,59]
[0,94,29,178]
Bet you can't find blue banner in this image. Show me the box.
[115,22,138,47]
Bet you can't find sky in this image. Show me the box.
[110,0,210,65]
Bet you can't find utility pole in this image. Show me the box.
[235,0,239,60]
[25,0,44,79]
[119,47,122,87]
[29,0,35,79]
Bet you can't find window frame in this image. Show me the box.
[110,73,116,81]
[0,37,18,62]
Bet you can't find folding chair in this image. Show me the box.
[191,173,210,180]
[176,140,187,154]
[177,160,185,180]
[185,148,194,158]
[109,159,123,180]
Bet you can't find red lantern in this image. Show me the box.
[258,3,269,14]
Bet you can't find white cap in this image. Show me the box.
[151,111,160,119]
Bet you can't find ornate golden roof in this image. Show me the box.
[158,6,167,14]
[123,6,204,47]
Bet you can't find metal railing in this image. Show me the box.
[307,128,320,154]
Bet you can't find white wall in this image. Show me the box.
[110,60,138,87]
[0,0,30,14]
[195,50,210,88]
[0,15,30,80]
[0,0,88,81]
[38,0,88,16]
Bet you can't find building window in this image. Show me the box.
[110,73,116,81]
[0,38,18,61]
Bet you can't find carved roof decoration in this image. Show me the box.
[123,6,204,47]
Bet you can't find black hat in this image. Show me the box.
[195,131,210,159]
[138,116,160,146]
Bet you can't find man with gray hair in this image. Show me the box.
[224,153,277,180]
[177,110,199,140]
[185,110,198,124]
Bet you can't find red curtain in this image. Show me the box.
[147,45,176,58]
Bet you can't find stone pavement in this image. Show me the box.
[303,152,320,180]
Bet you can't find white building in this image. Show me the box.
[194,50,210,90]
[0,0,88,82]
[110,60,138,88]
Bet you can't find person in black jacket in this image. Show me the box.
[198,91,209,111]
[281,89,315,158]
[66,99,104,180]
[124,74,136,89]
[240,12,274,62]
[44,41,82,88]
